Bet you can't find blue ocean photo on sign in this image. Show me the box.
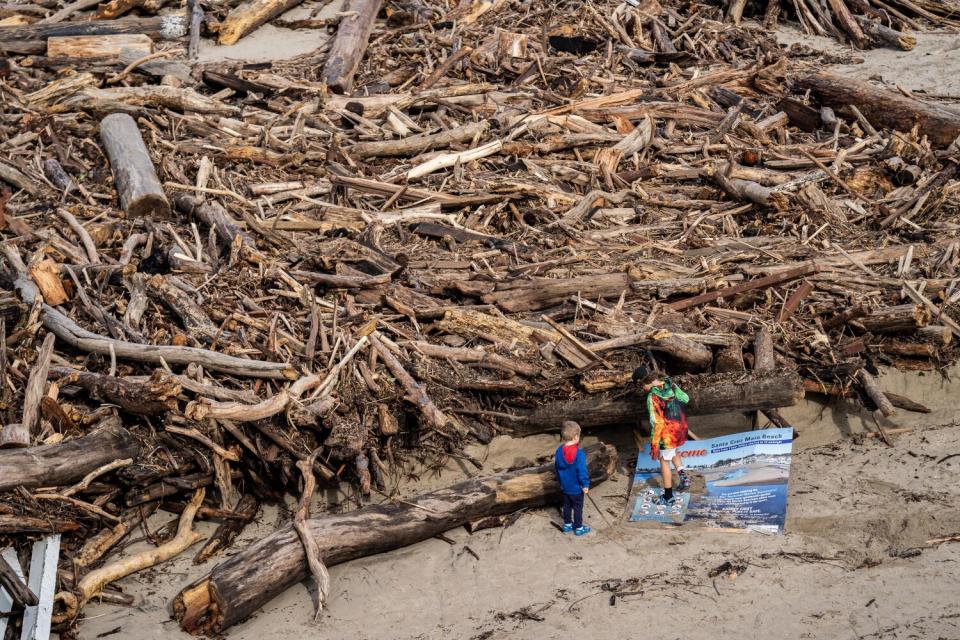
[629,428,794,533]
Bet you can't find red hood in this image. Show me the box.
[562,443,578,464]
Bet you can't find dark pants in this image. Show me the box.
[562,492,584,528]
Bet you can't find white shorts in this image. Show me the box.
[660,448,678,461]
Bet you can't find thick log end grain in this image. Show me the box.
[100,112,171,218]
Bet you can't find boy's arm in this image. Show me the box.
[576,450,590,490]
[673,384,689,404]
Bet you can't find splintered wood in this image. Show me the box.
[0,0,958,634]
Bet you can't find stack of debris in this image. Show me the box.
[0,0,958,633]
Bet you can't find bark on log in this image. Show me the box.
[796,72,960,146]
[859,304,930,334]
[0,15,187,41]
[100,113,170,218]
[668,263,816,311]
[218,0,307,45]
[483,273,633,312]
[0,554,37,609]
[173,443,617,635]
[0,420,140,491]
[320,0,383,94]
[46,34,152,58]
[501,372,804,435]
[348,121,488,158]
[854,15,916,50]
[52,367,180,416]
[825,0,868,48]
[857,368,896,417]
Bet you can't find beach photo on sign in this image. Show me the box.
[630,428,794,533]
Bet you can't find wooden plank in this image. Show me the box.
[778,279,814,322]
[20,535,59,640]
[46,33,151,58]
[667,263,816,311]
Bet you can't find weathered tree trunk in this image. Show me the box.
[859,304,930,334]
[0,14,187,41]
[0,420,140,492]
[320,0,383,94]
[483,273,633,312]
[796,72,960,146]
[51,367,180,416]
[218,0,307,45]
[100,113,170,218]
[854,15,915,50]
[348,121,488,158]
[173,443,618,635]
[46,33,152,59]
[501,372,804,435]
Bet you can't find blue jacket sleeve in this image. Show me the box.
[576,450,590,489]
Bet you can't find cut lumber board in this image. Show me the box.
[46,33,152,58]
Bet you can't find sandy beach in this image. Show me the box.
[65,26,960,640]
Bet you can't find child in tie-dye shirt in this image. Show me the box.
[634,367,690,505]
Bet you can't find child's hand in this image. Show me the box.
[650,445,660,461]
[582,487,589,494]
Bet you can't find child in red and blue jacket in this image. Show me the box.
[555,420,591,536]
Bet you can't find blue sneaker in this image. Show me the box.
[574,525,592,536]
[654,495,679,507]
[562,523,574,533]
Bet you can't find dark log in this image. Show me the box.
[859,304,930,334]
[320,0,383,94]
[173,443,617,635]
[825,0,868,48]
[100,113,170,218]
[194,495,260,563]
[483,273,633,312]
[0,14,187,41]
[52,367,181,416]
[500,372,804,435]
[796,72,960,146]
[0,515,81,534]
[854,15,915,50]
[0,554,37,609]
[0,420,140,492]
[803,379,931,413]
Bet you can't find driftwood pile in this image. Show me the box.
[0,0,959,633]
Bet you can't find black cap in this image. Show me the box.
[632,366,650,383]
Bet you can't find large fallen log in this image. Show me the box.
[173,443,617,635]
[0,420,140,492]
[100,113,170,217]
[796,72,960,146]
[0,14,187,41]
[320,0,383,94]
[499,372,804,435]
